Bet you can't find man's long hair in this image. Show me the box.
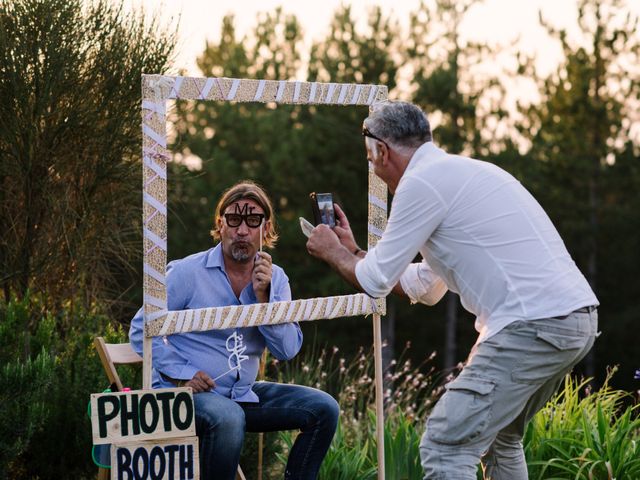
[210,180,279,248]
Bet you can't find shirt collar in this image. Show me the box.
[205,244,225,271]
[406,141,440,174]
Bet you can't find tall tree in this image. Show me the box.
[307,4,402,368]
[171,6,403,362]
[308,4,400,89]
[170,10,309,268]
[305,3,401,263]
[0,0,174,317]
[520,0,639,379]
[406,0,506,369]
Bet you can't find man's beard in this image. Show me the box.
[230,242,252,263]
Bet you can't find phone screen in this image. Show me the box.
[311,192,336,227]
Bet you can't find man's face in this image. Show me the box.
[218,199,267,264]
[365,136,390,185]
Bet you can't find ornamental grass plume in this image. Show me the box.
[268,341,446,480]
[267,341,451,441]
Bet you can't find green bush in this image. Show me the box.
[268,345,640,480]
[0,350,55,477]
[276,410,422,480]
[267,342,445,428]
[0,294,131,479]
[277,420,377,480]
[525,369,640,480]
[375,411,423,480]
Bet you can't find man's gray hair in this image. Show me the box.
[364,101,432,148]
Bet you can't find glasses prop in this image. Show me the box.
[224,213,265,228]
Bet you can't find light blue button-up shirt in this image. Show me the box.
[129,244,302,402]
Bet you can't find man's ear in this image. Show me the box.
[378,140,390,164]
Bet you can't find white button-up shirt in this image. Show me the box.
[355,142,598,343]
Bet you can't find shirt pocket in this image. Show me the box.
[426,376,495,445]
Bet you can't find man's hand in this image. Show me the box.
[333,204,360,254]
[252,251,272,303]
[182,371,215,393]
[307,223,364,291]
[306,224,343,262]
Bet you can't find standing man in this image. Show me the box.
[130,181,339,480]
[306,101,598,479]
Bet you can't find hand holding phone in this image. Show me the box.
[310,192,336,228]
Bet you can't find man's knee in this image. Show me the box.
[420,429,480,479]
[310,391,340,432]
[217,405,246,435]
[482,433,527,480]
[195,395,246,436]
[483,432,525,466]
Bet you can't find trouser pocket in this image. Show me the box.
[512,329,588,385]
[426,376,495,445]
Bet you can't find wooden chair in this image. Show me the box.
[93,337,247,480]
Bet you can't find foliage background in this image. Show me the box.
[167,0,640,390]
[1,0,639,478]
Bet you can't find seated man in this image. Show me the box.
[130,181,339,480]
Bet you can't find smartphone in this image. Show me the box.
[310,192,336,228]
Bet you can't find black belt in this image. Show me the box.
[574,306,597,314]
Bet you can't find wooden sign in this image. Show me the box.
[111,437,199,480]
[90,388,196,445]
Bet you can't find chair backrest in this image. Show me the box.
[94,337,142,392]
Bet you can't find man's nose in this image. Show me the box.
[236,222,250,235]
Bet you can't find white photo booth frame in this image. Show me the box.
[141,74,389,478]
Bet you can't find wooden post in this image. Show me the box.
[373,313,385,480]
[143,334,152,389]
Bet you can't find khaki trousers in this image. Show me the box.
[419,308,598,480]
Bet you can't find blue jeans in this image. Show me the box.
[193,381,339,480]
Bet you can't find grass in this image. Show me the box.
[525,367,640,480]
[267,347,640,480]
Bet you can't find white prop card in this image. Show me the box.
[111,438,199,480]
[299,217,314,238]
[90,388,196,445]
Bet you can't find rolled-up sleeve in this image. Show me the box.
[400,261,448,305]
[355,176,447,298]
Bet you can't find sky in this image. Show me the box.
[125,0,640,147]
[126,0,638,79]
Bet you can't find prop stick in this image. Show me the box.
[212,365,240,382]
[259,222,263,252]
[373,313,385,479]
